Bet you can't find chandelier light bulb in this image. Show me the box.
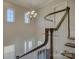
[33,13,37,18]
[31,10,35,15]
[27,11,30,15]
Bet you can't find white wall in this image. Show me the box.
[3,1,37,59]
[35,0,75,59]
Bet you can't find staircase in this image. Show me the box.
[61,50,75,59]
[61,37,75,59]
[16,7,75,59]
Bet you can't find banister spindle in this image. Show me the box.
[50,29,53,59]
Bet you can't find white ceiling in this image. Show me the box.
[4,0,61,10]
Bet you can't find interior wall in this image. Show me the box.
[35,0,75,59]
[3,0,75,59]
[3,1,37,59]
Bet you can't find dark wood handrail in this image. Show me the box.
[44,7,70,59]
[16,7,71,59]
[44,7,70,30]
[45,7,69,21]
[45,7,71,37]
[16,29,49,59]
[45,7,74,40]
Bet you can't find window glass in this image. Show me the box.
[7,8,14,22]
[24,41,27,53]
[28,41,32,50]
[25,13,30,23]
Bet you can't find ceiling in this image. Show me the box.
[4,0,62,10]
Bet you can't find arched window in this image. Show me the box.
[7,8,14,22]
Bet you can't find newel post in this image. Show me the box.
[16,56,19,59]
[50,28,53,59]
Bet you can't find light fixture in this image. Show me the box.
[25,10,37,19]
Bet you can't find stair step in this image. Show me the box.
[69,37,75,40]
[61,50,75,59]
[65,43,75,48]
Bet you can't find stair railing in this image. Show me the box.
[16,28,49,59]
[16,7,71,59]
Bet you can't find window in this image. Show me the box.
[28,41,32,50]
[7,8,14,22]
[25,13,30,23]
[24,41,33,52]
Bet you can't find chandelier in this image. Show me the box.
[25,10,37,19]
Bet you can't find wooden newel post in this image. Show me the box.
[50,29,53,59]
[16,56,19,59]
[67,7,70,38]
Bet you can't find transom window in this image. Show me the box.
[7,8,14,22]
